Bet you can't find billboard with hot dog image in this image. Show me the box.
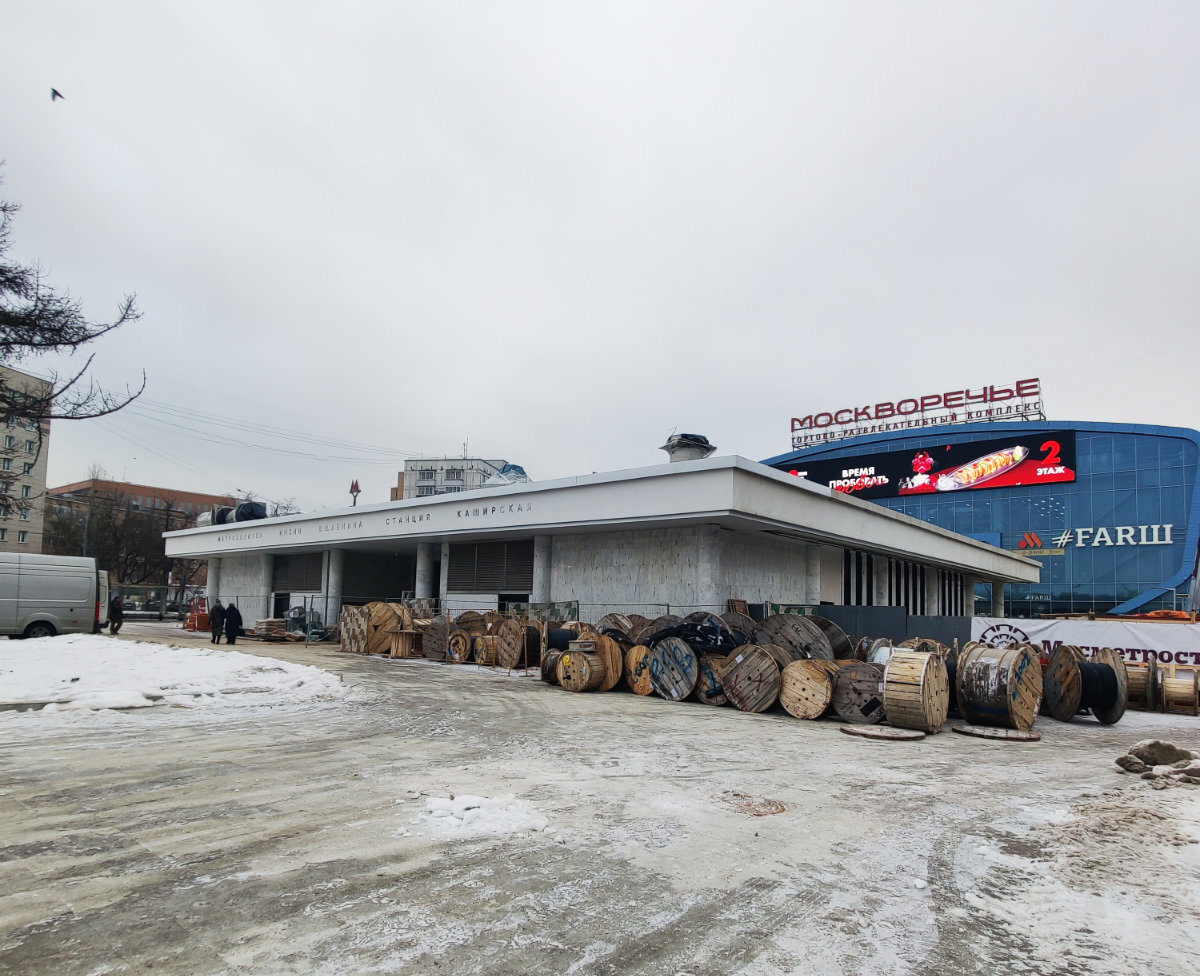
[786,432,1076,499]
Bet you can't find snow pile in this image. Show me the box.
[0,633,346,713]
[423,794,549,836]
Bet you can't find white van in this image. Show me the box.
[0,553,110,638]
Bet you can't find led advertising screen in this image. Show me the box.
[784,431,1077,500]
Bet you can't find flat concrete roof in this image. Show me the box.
[164,456,1041,583]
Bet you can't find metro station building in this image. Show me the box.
[763,380,1200,618]
[163,456,1040,635]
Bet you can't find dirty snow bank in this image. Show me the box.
[0,633,347,712]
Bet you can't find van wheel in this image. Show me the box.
[23,622,56,639]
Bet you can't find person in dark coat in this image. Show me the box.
[224,603,243,645]
[209,600,225,644]
[108,595,124,635]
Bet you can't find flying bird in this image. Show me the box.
[50,88,64,101]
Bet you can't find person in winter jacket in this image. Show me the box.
[209,601,226,644]
[224,603,243,645]
[108,595,125,635]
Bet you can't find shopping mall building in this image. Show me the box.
[764,384,1200,618]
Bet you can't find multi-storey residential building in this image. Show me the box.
[48,479,237,522]
[389,458,527,500]
[0,365,53,553]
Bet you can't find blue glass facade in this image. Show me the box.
[763,421,1200,618]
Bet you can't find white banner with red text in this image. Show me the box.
[972,617,1200,667]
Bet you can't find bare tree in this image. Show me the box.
[0,177,145,424]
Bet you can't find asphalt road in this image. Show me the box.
[2,623,1198,975]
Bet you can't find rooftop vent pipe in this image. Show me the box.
[660,433,717,463]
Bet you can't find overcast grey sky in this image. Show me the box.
[3,2,1198,512]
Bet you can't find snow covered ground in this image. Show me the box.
[0,632,349,714]
[3,630,1200,975]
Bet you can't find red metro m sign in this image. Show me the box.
[790,378,1045,449]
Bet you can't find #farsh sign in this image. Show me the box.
[790,378,1045,449]
[787,431,1077,500]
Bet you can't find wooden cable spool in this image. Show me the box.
[541,648,564,684]
[635,614,683,645]
[753,614,834,661]
[868,641,898,667]
[595,612,633,636]
[592,634,625,692]
[780,660,838,720]
[722,645,782,713]
[720,610,757,640]
[832,661,887,724]
[647,637,699,702]
[625,613,649,635]
[955,643,1043,732]
[557,651,606,692]
[809,616,853,659]
[1042,646,1128,724]
[623,644,654,696]
[453,611,489,636]
[761,642,799,669]
[472,634,500,665]
[1125,659,1159,710]
[446,628,473,663]
[422,614,450,661]
[496,618,539,669]
[693,653,729,706]
[852,637,874,661]
[883,650,949,733]
[1159,665,1199,716]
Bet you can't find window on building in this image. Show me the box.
[25,418,36,431]
[17,530,28,543]
[0,528,7,541]
[418,468,436,481]
[1,482,10,494]
[20,485,31,498]
[445,468,464,480]
[417,486,435,496]
[444,486,462,493]
[1,459,11,472]
[24,440,35,453]
[3,435,13,449]
[22,463,33,475]
[18,508,29,521]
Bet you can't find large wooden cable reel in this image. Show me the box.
[1042,645,1127,725]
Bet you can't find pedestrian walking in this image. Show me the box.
[224,603,243,645]
[209,600,225,644]
[108,595,124,635]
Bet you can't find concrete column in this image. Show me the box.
[326,549,344,627]
[873,557,889,607]
[531,535,553,604]
[415,543,436,599]
[258,553,273,622]
[439,542,450,606]
[696,525,721,611]
[803,545,821,606]
[992,581,1006,618]
[206,557,221,604]
[925,568,940,616]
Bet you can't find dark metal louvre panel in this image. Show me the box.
[447,540,534,592]
[503,540,534,591]
[272,553,323,591]
[447,543,476,591]
[474,542,508,591]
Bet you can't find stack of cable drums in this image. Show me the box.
[882,650,950,733]
[955,642,1043,731]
